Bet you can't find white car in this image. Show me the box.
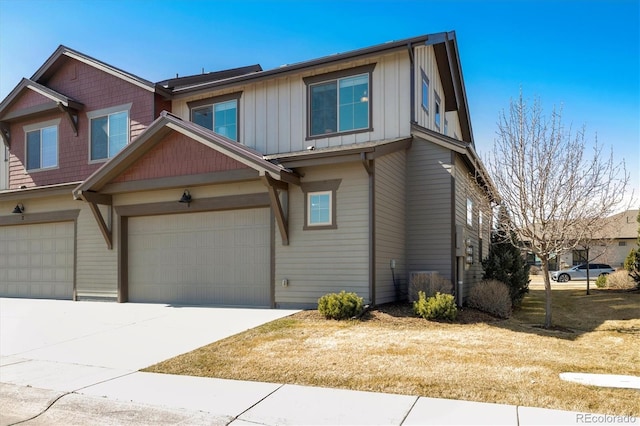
[551,264,615,282]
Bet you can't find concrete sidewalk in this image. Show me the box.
[1,371,613,426]
[1,298,636,425]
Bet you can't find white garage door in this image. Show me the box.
[0,222,74,299]
[128,208,271,306]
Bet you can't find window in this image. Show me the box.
[421,70,429,113]
[573,250,588,265]
[467,198,473,226]
[434,92,441,130]
[478,211,484,260]
[301,179,342,230]
[308,191,331,225]
[189,93,241,141]
[444,118,449,136]
[619,241,627,247]
[88,104,131,161]
[304,64,375,138]
[24,119,59,171]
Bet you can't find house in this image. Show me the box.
[554,209,639,270]
[0,31,495,308]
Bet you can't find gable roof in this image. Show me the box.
[31,45,171,98]
[158,64,263,90]
[73,111,297,199]
[165,31,474,144]
[0,78,83,122]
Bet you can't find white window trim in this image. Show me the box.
[23,118,61,172]
[307,190,333,227]
[87,103,132,163]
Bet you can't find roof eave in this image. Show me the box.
[170,34,433,99]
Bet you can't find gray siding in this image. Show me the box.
[454,155,490,301]
[375,150,407,304]
[275,163,370,308]
[76,204,118,298]
[406,137,454,282]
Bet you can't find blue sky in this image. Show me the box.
[1,0,638,205]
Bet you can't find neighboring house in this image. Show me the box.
[554,209,639,270]
[0,32,495,308]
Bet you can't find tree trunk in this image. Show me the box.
[586,247,591,295]
[542,259,552,328]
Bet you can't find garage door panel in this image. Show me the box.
[0,222,74,300]
[128,208,270,306]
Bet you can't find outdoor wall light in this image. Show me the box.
[12,203,24,214]
[179,190,192,206]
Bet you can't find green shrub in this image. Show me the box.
[595,274,607,289]
[413,291,457,321]
[467,279,512,318]
[482,225,530,307]
[317,291,364,320]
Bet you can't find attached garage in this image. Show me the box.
[0,221,74,299]
[127,208,271,306]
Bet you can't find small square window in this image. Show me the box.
[308,191,332,226]
[301,179,341,230]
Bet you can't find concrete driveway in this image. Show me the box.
[0,297,298,391]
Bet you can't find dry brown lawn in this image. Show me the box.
[145,279,640,416]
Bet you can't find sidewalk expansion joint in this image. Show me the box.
[398,396,420,425]
[229,383,286,424]
[7,391,72,426]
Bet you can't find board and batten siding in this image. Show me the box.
[406,137,454,282]
[414,45,446,134]
[172,51,412,156]
[275,163,370,308]
[374,150,406,304]
[76,203,118,298]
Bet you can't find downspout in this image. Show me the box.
[362,153,375,306]
[407,42,416,124]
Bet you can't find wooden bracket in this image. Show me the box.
[58,104,79,136]
[261,173,289,246]
[81,191,113,249]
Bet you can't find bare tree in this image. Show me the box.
[485,93,630,328]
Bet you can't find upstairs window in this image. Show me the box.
[434,92,442,131]
[25,120,59,171]
[421,70,429,113]
[467,198,473,226]
[88,104,131,161]
[304,64,375,138]
[189,93,241,141]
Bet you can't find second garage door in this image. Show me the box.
[128,208,271,306]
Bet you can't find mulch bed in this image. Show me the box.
[292,302,501,325]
